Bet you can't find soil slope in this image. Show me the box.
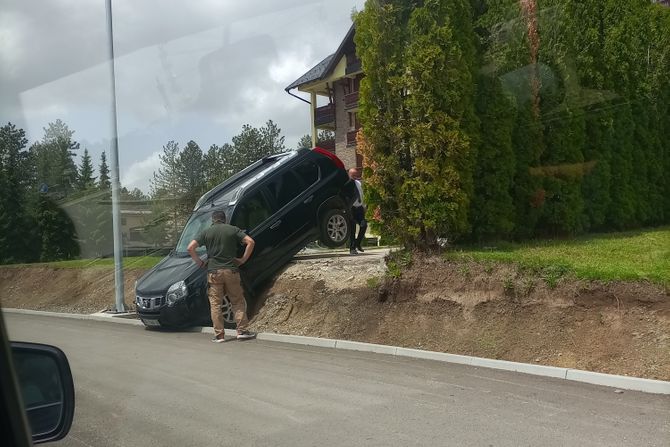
[1,254,668,381]
[251,255,670,381]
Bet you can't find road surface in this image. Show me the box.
[5,313,669,447]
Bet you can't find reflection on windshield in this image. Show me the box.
[174,211,214,253]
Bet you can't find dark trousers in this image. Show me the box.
[350,206,367,249]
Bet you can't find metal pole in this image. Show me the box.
[105,0,125,312]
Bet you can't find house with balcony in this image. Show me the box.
[285,24,364,170]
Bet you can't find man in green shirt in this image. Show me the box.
[187,210,256,342]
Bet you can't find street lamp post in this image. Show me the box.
[105,0,125,313]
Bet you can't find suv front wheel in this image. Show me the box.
[319,208,350,248]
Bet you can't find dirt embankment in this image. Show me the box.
[0,267,143,314]
[251,254,670,381]
[1,253,669,381]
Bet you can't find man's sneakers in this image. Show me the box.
[349,248,358,255]
[236,330,257,340]
[356,245,365,253]
[211,331,256,342]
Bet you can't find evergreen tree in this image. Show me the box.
[177,140,206,210]
[150,141,183,246]
[77,149,96,191]
[31,119,79,198]
[298,131,335,150]
[297,134,312,150]
[470,76,516,240]
[231,120,286,167]
[203,143,235,188]
[356,0,478,247]
[98,151,111,190]
[36,194,79,261]
[0,123,32,263]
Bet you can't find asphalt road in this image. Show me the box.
[6,313,670,447]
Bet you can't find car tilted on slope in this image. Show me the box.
[135,147,356,329]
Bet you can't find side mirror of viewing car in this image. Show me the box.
[11,342,75,444]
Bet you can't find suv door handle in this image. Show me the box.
[270,220,282,229]
[303,195,314,204]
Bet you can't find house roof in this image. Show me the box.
[285,53,336,91]
[285,23,356,92]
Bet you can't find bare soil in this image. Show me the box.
[1,253,668,381]
[251,254,670,381]
[0,267,143,314]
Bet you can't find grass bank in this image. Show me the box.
[444,227,670,285]
[3,256,164,270]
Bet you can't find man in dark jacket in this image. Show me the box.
[348,168,367,255]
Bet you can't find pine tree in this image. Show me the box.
[177,140,206,210]
[470,76,516,240]
[0,123,31,263]
[36,194,80,261]
[77,149,96,191]
[231,120,286,167]
[31,119,79,198]
[297,135,312,150]
[203,143,235,188]
[150,141,183,245]
[98,151,111,190]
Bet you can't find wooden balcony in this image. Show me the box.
[314,104,335,128]
[344,91,359,110]
[346,130,358,147]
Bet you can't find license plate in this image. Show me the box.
[142,319,161,327]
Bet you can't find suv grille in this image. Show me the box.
[136,295,165,311]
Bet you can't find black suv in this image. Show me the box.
[135,147,355,329]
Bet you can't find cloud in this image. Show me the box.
[269,49,314,85]
[1,0,366,194]
[121,151,161,192]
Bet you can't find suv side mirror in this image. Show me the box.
[11,342,75,444]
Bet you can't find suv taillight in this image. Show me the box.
[313,147,346,170]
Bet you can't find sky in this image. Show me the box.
[0,0,365,192]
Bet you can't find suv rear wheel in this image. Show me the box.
[319,208,350,248]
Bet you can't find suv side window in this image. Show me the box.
[266,171,303,210]
[231,190,273,231]
[266,161,319,210]
[294,161,319,186]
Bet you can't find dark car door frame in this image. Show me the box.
[232,184,282,287]
[0,310,33,447]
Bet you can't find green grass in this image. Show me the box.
[444,227,670,285]
[2,256,164,270]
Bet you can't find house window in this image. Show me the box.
[348,112,359,130]
[343,77,360,96]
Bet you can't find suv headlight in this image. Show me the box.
[166,280,188,306]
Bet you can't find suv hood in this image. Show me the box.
[136,254,200,295]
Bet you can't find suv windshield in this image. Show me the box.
[174,211,215,254]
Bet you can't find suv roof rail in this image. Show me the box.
[195,150,304,210]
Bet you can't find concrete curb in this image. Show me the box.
[3,308,144,326]
[4,308,669,395]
